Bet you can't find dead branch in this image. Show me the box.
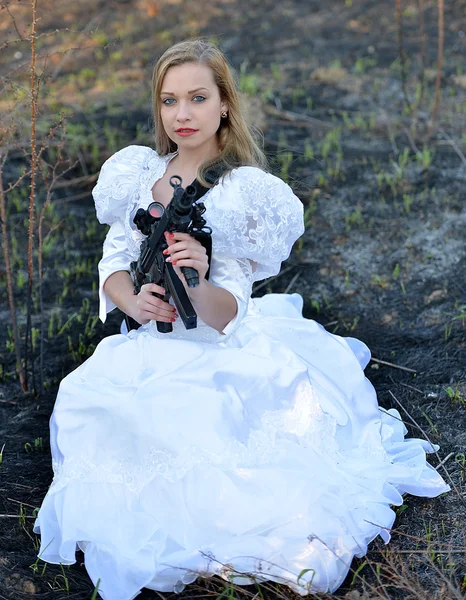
[0,154,26,390]
[25,0,39,394]
[396,0,412,112]
[370,357,417,374]
[264,105,334,130]
[429,0,444,135]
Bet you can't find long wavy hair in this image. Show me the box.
[152,39,267,186]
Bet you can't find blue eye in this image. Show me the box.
[193,95,206,102]
[162,98,175,105]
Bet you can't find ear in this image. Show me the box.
[221,101,229,113]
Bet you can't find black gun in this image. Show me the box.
[129,175,212,334]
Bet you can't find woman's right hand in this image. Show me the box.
[131,283,178,325]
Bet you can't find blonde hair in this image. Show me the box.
[152,39,267,186]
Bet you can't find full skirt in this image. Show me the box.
[34,293,449,600]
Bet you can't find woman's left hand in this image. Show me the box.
[163,230,209,289]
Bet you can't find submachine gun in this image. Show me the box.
[128,174,214,334]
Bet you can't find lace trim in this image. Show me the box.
[94,149,304,287]
[50,380,338,494]
[203,168,305,282]
[122,152,176,260]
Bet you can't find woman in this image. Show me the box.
[34,39,449,600]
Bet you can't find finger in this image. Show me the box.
[164,240,195,253]
[143,310,177,324]
[140,304,177,322]
[141,295,176,314]
[166,249,206,263]
[171,258,206,271]
[165,231,193,241]
[141,283,166,296]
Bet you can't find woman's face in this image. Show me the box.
[159,62,228,158]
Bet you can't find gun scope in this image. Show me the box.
[133,202,165,236]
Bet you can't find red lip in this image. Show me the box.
[175,128,198,132]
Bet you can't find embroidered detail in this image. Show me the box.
[50,381,338,494]
[92,149,305,287]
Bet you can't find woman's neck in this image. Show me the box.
[174,139,221,172]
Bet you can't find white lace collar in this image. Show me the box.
[137,151,178,211]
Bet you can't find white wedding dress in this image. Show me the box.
[34,146,449,600]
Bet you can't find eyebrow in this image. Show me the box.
[160,87,210,95]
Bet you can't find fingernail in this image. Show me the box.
[172,260,177,265]
[170,317,176,322]
[163,249,169,255]
[169,233,175,238]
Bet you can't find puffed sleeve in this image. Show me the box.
[93,145,153,225]
[207,167,305,335]
[92,145,154,322]
[97,222,133,322]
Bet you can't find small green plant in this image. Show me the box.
[239,61,259,96]
[90,579,102,600]
[51,564,70,592]
[420,410,438,435]
[444,386,465,405]
[416,147,434,170]
[444,322,453,342]
[396,503,408,517]
[30,554,48,576]
[345,208,364,231]
[354,56,377,74]
[304,142,314,161]
[402,193,413,213]
[371,274,389,289]
[270,63,281,81]
[278,151,293,182]
[454,453,465,479]
[24,437,44,453]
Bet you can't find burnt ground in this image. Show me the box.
[0,0,465,598]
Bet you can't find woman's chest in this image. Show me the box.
[151,170,198,208]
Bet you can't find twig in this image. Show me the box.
[284,272,300,294]
[403,125,420,155]
[429,0,444,135]
[435,451,454,471]
[411,0,426,136]
[25,0,40,394]
[252,265,295,293]
[0,514,36,519]
[371,357,417,374]
[396,0,412,112]
[4,4,26,40]
[398,380,424,394]
[437,128,466,168]
[53,172,98,189]
[0,154,26,390]
[264,105,334,129]
[7,498,37,509]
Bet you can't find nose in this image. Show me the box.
[176,101,191,122]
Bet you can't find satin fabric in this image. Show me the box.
[34,293,449,600]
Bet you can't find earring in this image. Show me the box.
[221,111,228,119]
